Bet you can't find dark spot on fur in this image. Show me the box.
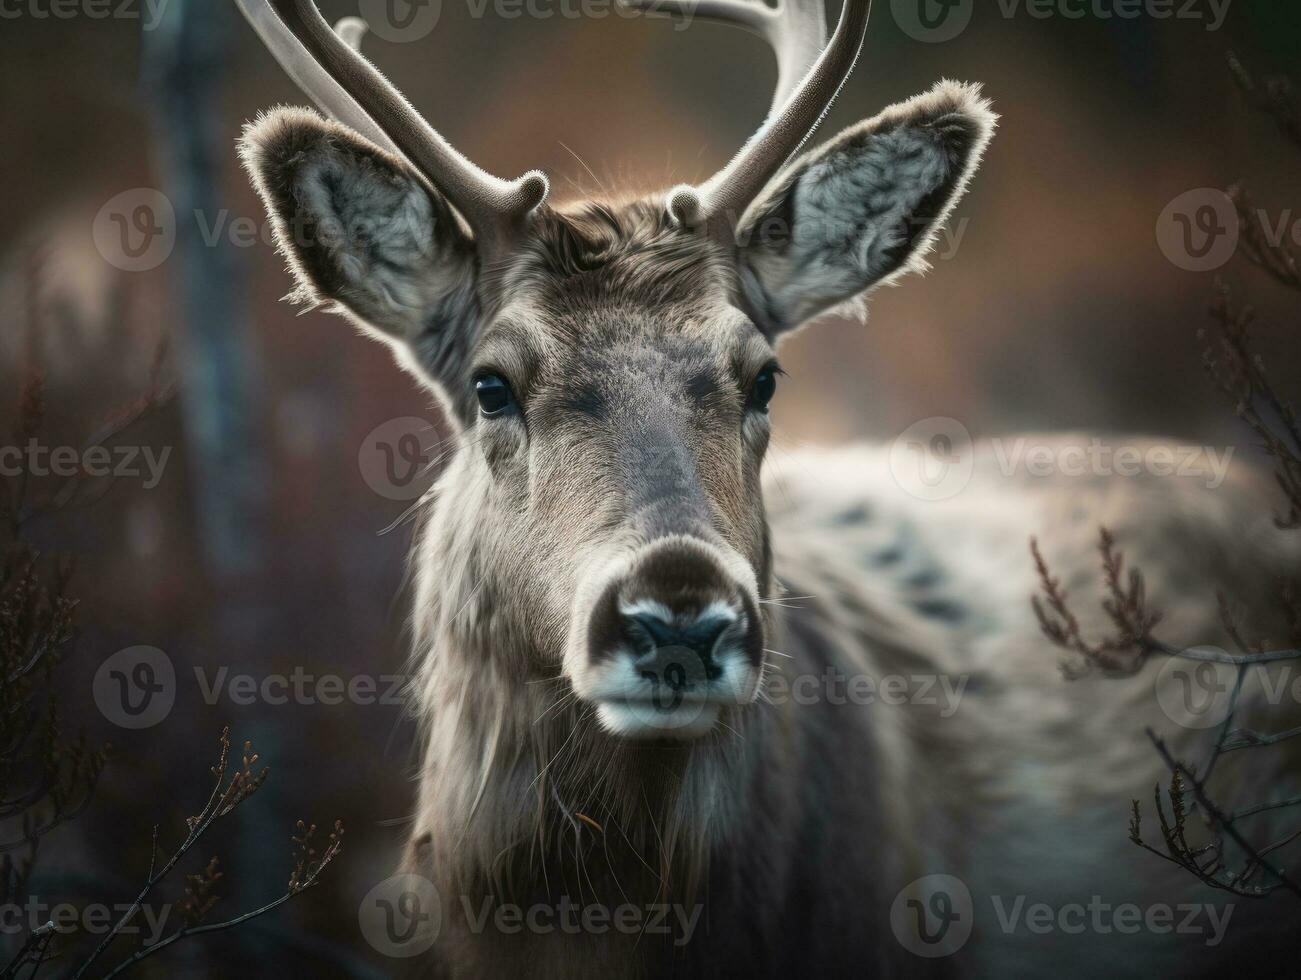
[873,546,904,567]
[833,504,872,525]
[686,369,718,403]
[558,382,607,419]
[911,598,966,624]
[905,567,942,590]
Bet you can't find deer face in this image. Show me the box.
[237,1,995,739]
[468,288,772,736]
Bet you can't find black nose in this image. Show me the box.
[622,612,731,686]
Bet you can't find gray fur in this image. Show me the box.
[236,82,1299,980]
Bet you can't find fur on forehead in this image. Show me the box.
[499,199,736,312]
[477,289,768,394]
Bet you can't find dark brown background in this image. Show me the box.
[2,0,1299,974]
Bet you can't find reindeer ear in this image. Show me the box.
[736,81,996,336]
[239,107,480,398]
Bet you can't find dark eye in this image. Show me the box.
[474,374,515,417]
[751,366,778,412]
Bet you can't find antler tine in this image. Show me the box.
[764,0,829,110]
[332,16,369,53]
[663,0,871,242]
[236,0,548,255]
[236,0,398,155]
[619,0,825,114]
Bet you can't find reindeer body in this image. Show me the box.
[402,439,1298,979]
[233,2,1299,975]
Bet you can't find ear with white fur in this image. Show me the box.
[736,80,997,336]
[239,106,480,411]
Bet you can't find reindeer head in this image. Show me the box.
[237,0,994,740]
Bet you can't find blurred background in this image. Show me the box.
[2,0,1300,974]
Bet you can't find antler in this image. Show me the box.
[626,0,871,242]
[234,0,548,256]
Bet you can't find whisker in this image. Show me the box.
[534,689,578,725]
[558,139,609,197]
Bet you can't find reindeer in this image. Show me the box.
[234,1,1299,976]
